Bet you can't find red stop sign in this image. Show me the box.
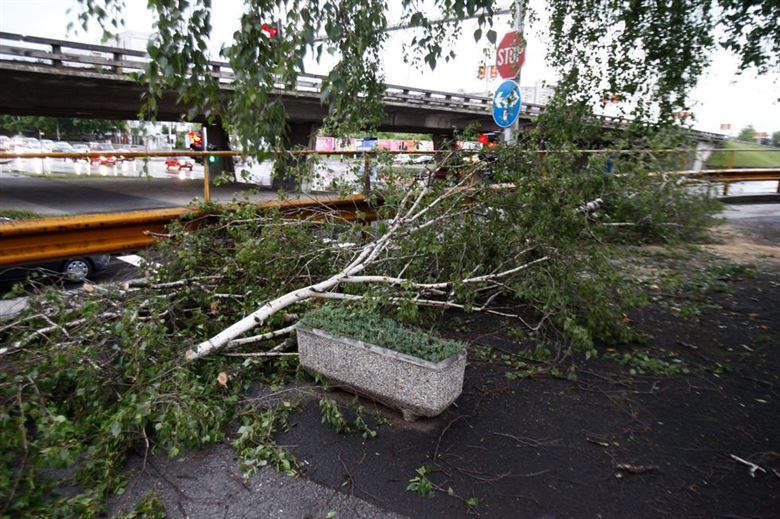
[495,31,526,79]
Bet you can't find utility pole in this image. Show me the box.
[504,0,526,144]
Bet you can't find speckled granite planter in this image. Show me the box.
[297,327,467,421]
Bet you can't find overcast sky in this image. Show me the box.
[1,0,778,136]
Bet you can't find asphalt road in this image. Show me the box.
[0,156,381,215]
[721,201,780,243]
[0,168,272,215]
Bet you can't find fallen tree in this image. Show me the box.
[186,171,550,361]
[0,135,725,517]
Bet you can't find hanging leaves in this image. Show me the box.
[72,0,779,155]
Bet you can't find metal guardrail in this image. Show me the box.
[0,31,726,141]
[0,208,190,266]
[681,168,780,196]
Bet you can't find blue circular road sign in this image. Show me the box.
[492,80,522,128]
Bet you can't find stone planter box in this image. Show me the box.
[297,326,467,421]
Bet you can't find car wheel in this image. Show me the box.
[61,258,92,282]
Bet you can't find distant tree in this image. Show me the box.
[771,131,780,147]
[737,125,756,142]
[0,116,127,140]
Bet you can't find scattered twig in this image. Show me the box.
[227,324,297,348]
[141,425,150,474]
[676,340,699,350]
[730,454,767,478]
[434,415,466,460]
[615,463,658,475]
[220,352,298,358]
[493,432,562,448]
[143,230,173,238]
[586,437,611,448]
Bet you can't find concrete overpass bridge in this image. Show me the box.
[0,31,725,150]
[0,31,515,140]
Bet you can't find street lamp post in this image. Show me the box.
[38,130,46,173]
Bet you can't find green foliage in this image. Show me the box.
[300,304,465,363]
[318,397,377,439]
[0,246,301,515]
[683,263,755,294]
[232,401,299,476]
[605,349,690,376]
[1,1,763,514]
[0,115,127,140]
[546,1,779,121]
[503,357,543,381]
[737,125,757,142]
[113,492,166,519]
[406,466,434,498]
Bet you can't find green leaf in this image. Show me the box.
[487,29,497,44]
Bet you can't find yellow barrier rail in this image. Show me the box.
[0,195,375,267]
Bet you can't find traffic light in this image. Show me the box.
[189,130,204,164]
[261,21,281,39]
[188,131,203,149]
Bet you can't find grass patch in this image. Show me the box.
[706,140,780,169]
[300,304,465,362]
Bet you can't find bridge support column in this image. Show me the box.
[272,122,320,191]
[428,132,460,184]
[204,122,234,179]
[691,141,716,171]
[431,132,456,154]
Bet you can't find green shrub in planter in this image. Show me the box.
[298,304,468,420]
[299,304,465,363]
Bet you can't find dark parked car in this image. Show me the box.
[0,254,111,283]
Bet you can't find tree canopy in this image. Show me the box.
[0,116,128,141]
[737,125,756,142]
[74,0,779,152]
